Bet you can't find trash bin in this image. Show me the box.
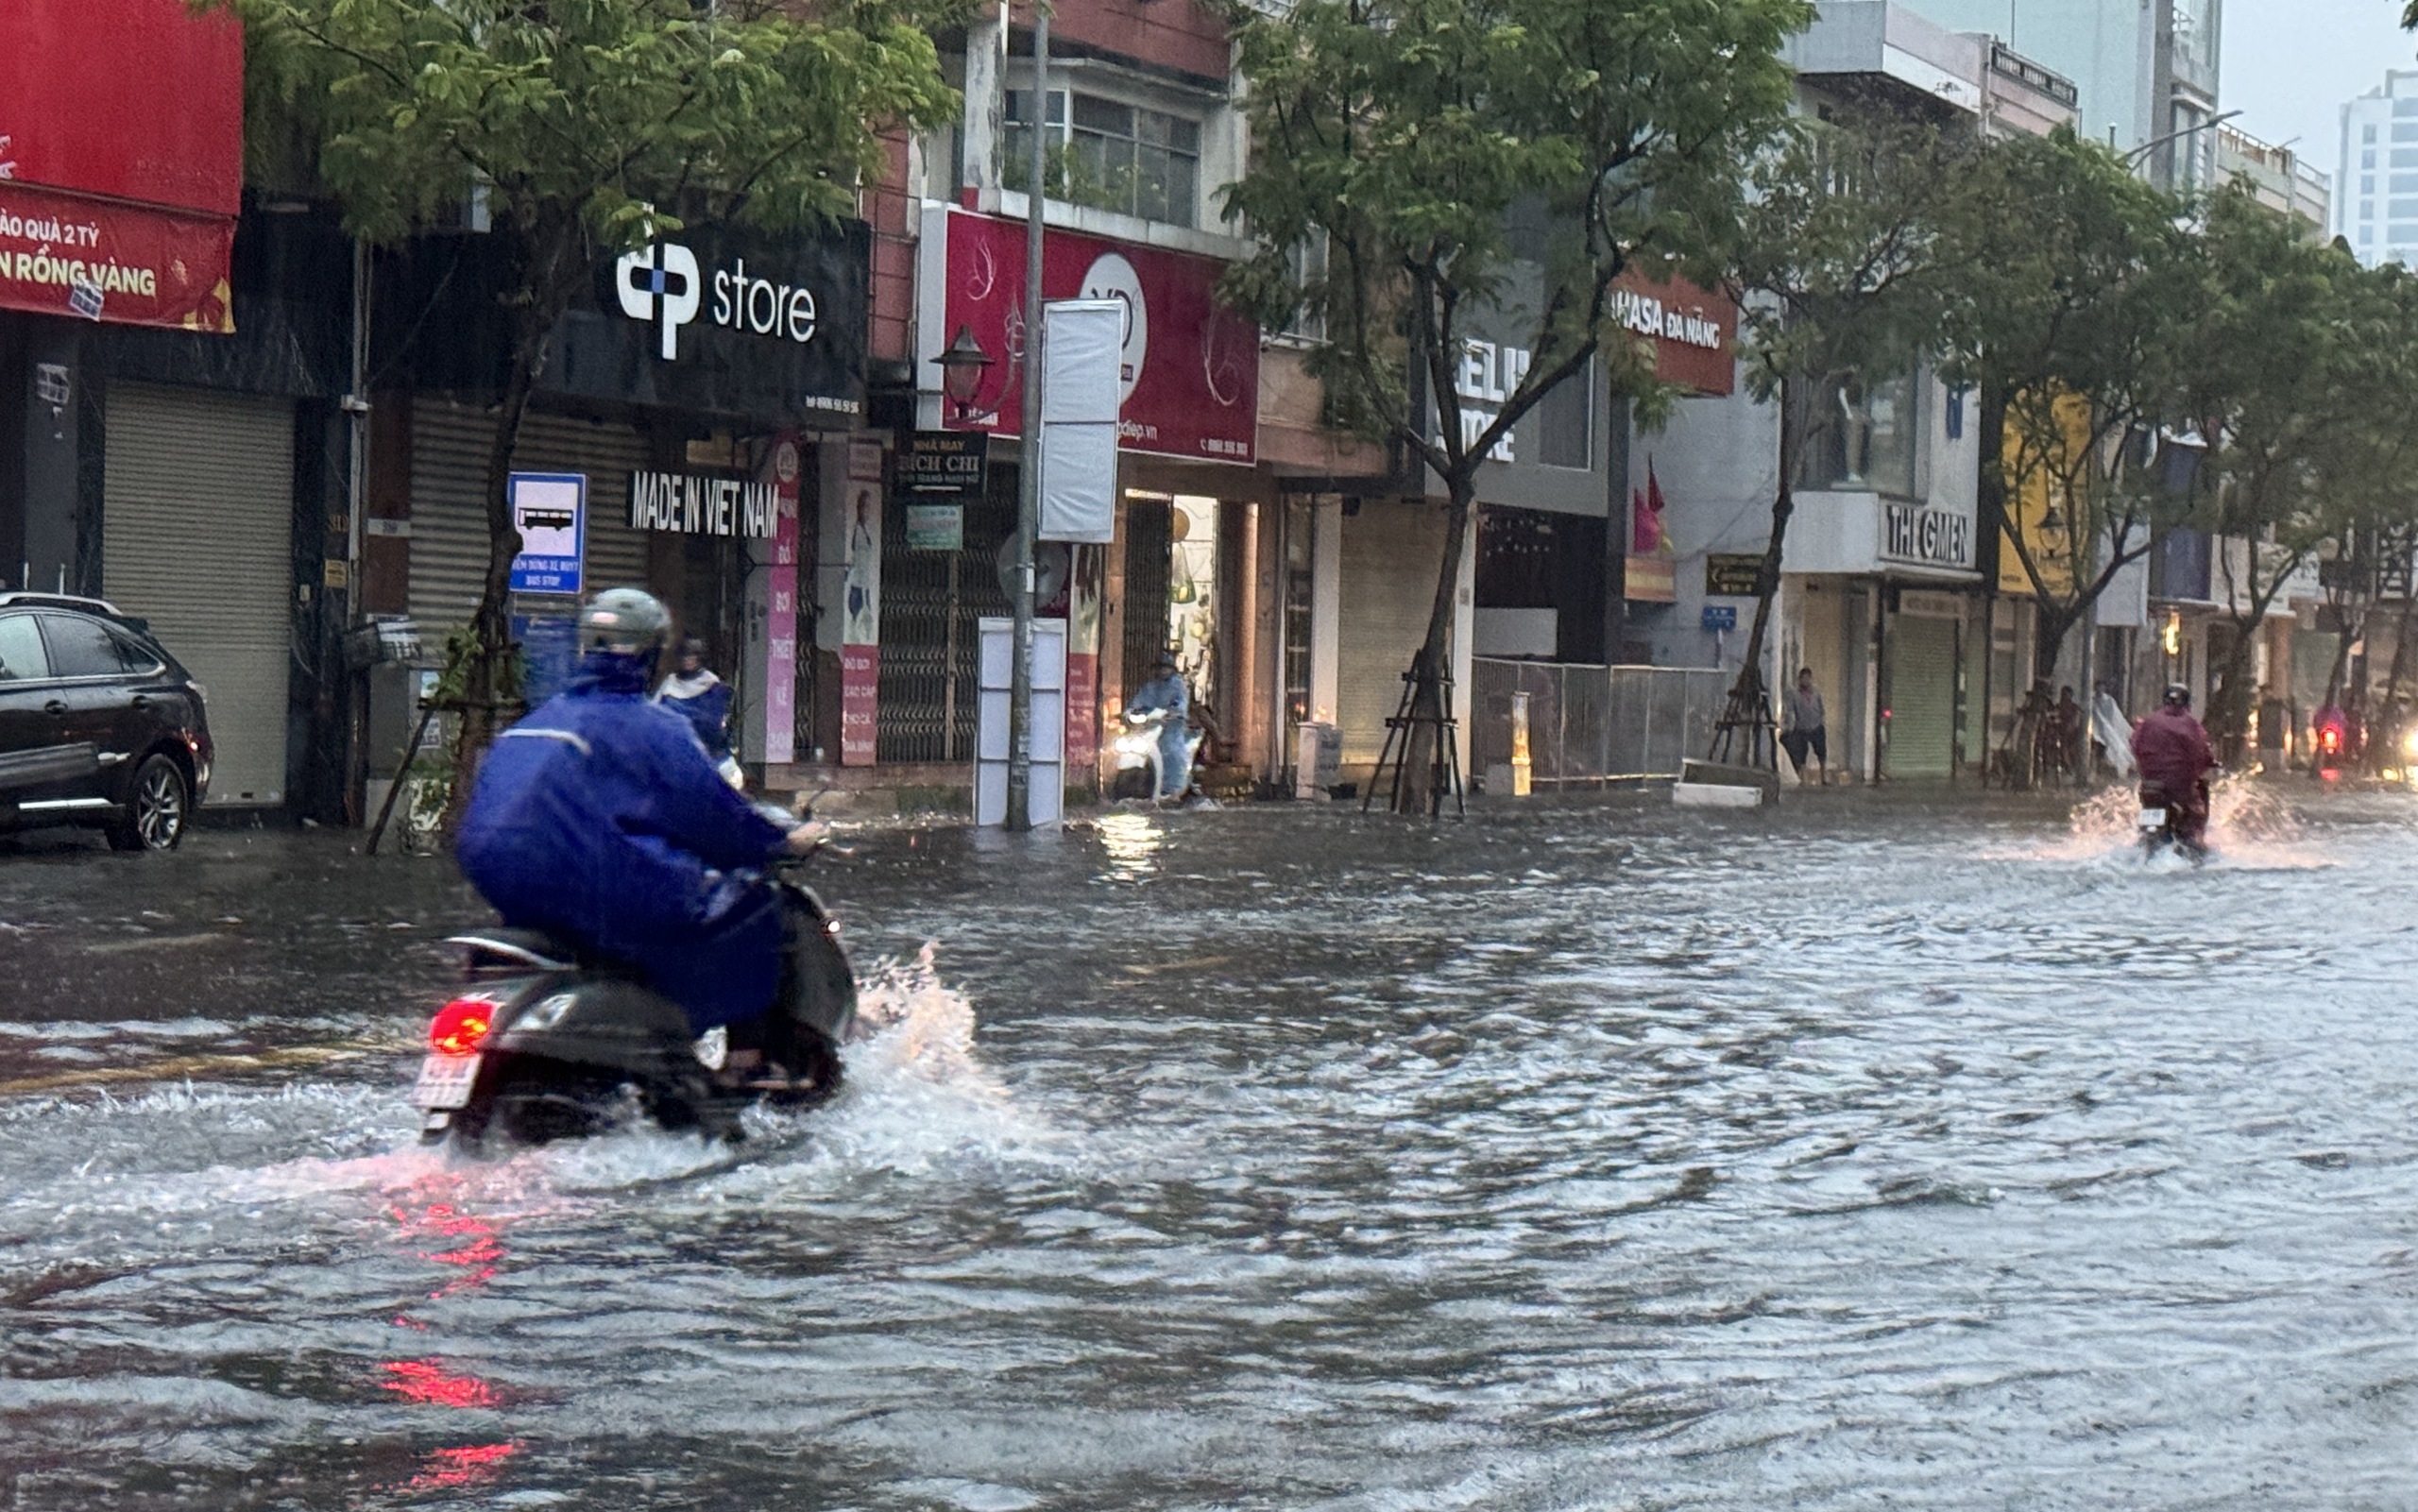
[1295,722,1337,800]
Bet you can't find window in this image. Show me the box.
[2395,123,2418,143]
[2392,223,2418,242]
[1536,364,1593,469]
[2392,174,2418,194]
[40,615,139,678]
[2366,125,2380,144]
[1797,370,1920,498]
[2365,150,2379,169]
[1278,229,1327,343]
[2362,200,2375,222]
[2364,176,2378,195]
[0,614,48,681]
[2395,98,2418,117]
[2362,225,2376,243]
[1005,88,1200,228]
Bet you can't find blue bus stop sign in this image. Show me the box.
[1701,603,1738,633]
[507,472,587,595]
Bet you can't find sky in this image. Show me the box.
[2220,0,2418,183]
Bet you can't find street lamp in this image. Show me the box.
[937,324,995,419]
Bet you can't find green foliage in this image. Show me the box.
[213,0,960,256]
[1220,0,1810,479]
[1946,127,2205,660]
[1729,110,1980,408]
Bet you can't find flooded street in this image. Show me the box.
[4,788,2417,1508]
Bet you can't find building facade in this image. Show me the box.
[2335,71,2418,267]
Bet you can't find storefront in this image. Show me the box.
[910,205,1260,790]
[1782,368,1984,782]
[369,216,869,775]
[0,0,358,812]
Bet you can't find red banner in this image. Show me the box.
[839,646,879,766]
[0,182,236,331]
[932,208,1258,465]
[1065,651,1098,785]
[0,0,242,331]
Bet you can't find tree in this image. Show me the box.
[216,0,956,811]
[2179,188,2382,760]
[1220,0,1810,812]
[1947,127,2202,787]
[1714,110,1983,770]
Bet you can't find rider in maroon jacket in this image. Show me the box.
[2131,684,2217,848]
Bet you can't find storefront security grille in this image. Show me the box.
[103,382,295,807]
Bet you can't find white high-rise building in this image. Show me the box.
[2337,71,2418,267]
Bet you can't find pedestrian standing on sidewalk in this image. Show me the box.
[1782,667,1830,786]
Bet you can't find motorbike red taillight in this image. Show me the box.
[2321,728,2343,756]
[428,998,495,1057]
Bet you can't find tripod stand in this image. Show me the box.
[1364,654,1465,818]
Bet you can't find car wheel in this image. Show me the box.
[107,754,189,852]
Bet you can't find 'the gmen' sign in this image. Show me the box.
[628,470,778,538]
[1882,501,1974,570]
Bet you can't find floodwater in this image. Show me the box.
[3,785,2416,1509]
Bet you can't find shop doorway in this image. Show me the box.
[1120,495,1173,699]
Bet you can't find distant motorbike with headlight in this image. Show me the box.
[411,840,857,1153]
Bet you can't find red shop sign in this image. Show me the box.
[928,207,1258,466]
[1610,268,1736,398]
[1,0,242,331]
[0,182,236,332]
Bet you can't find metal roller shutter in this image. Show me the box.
[1336,500,1447,765]
[408,399,653,635]
[1885,613,1957,777]
[103,382,294,807]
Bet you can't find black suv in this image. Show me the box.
[0,594,213,851]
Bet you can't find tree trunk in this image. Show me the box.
[1392,477,1475,815]
[2207,612,2259,768]
[2372,595,2418,773]
[1711,377,1802,770]
[435,221,583,836]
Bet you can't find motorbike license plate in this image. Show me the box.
[413,1052,482,1110]
[2137,807,2168,830]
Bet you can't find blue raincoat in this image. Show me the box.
[458,651,790,1032]
[655,668,734,762]
[1127,671,1192,797]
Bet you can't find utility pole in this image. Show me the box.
[1006,0,1050,832]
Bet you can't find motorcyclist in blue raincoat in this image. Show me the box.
[457,588,821,1071]
[655,636,742,789]
[1125,654,1193,799]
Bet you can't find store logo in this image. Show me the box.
[1079,252,1147,404]
[618,240,823,362]
[617,243,701,360]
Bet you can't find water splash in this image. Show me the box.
[2051,773,2316,867]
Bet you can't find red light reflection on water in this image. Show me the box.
[402,1440,519,1493]
[381,1357,500,1409]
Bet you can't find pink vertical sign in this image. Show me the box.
[762,432,802,766]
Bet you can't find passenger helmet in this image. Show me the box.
[2162,682,2191,709]
[580,587,671,657]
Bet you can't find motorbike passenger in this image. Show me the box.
[1125,654,1194,800]
[456,587,824,1086]
[2130,682,2217,850]
[656,636,743,790]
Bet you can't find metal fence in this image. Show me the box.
[1471,659,1730,786]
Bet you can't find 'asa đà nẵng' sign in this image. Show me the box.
[627,469,777,538]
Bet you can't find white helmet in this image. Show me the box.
[579,586,671,656]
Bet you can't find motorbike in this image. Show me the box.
[1111,708,1202,803]
[2137,777,2210,860]
[411,856,858,1154]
